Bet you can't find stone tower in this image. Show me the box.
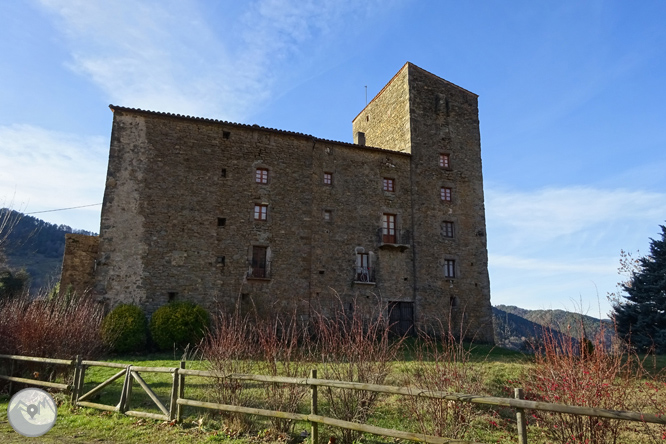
[352,63,493,341]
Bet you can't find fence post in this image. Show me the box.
[75,363,87,406]
[310,368,318,444]
[119,365,132,413]
[176,360,186,423]
[7,359,15,395]
[169,365,180,421]
[515,388,528,444]
[71,355,81,404]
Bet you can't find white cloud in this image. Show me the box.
[485,185,666,317]
[487,186,666,243]
[0,124,106,232]
[489,253,615,275]
[37,0,399,121]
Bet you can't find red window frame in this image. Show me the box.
[255,168,269,184]
[439,154,450,168]
[251,246,267,278]
[383,178,395,192]
[382,213,396,244]
[323,172,333,185]
[441,187,452,202]
[254,204,268,221]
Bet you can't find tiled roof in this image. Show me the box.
[109,105,410,157]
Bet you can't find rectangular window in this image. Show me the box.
[251,246,267,278]
[217,217,226,227]
[255,168,269,184]
[442,221,454,238]
[441,187,452,202]
[383,178,395,192]
[382,213,396,243]
[254,204,268,221]
[323,210,332,221]
[221,168,227,178]
[439,154,450,168]
[444,259,456,278]
[323,172,333,185]
[356,253,371,282]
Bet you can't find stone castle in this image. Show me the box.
[61,62,494,342]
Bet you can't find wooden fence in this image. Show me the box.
[2,353,666,444]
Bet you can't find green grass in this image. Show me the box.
[2,349,664,444]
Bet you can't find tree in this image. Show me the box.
[0,206,22,268]
[612,225,666,353]
[0,269,30,299]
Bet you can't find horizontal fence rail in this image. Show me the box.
[2,353,666,444]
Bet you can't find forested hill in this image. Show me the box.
[1,209,96,291]
[494,304,614,351]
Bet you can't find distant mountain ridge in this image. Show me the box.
[1,209,96,291]
[493,304,614,351]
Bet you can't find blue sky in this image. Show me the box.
[1,0,665,317]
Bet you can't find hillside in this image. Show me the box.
[0,209,96,291]
[494,304,615,351]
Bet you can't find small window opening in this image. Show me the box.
[221,168,227,178]
[168,292,177,302]
[319,270,325,275]
[222,131,230,139]
[442,221,454,238]
[439,154,450,168]
[255,168,269,184]
[383,178,395,192]
[254,204,268,221]
[441,187,452,202]
[216,256,225,265]
[444,259,456,278]
[217,217,226,227]
[450,296,458,307]
[323,172,333,185]
[323,210,332,221]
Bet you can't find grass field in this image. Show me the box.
[1,346,665,443]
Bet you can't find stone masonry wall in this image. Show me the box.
[352,65,411,154]
[96,109,414,321]
[60,233,99,296]
[407,64,493,342]
[352,62,493,341]
[83,62,494,343]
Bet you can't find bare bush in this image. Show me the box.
[0,290,104,359]
[255,313,309,433]
[404,319,488,440]
[309,297,405,444]
[199,309,257,432]
[0,289,104,393]
[522,322,644,444]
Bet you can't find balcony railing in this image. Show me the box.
[377,228,411,251]
[247,260,271,280]
[354,266,376,284]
